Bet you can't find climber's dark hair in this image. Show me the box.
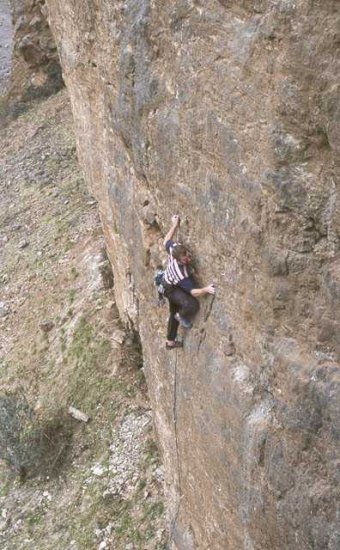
[172,244,189,261]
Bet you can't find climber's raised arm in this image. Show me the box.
[163,214,180,248]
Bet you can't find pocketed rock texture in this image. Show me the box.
[46,1,340,548]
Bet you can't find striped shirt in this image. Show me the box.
[164,240,195,292]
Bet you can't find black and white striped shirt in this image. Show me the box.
[164,240,194,292]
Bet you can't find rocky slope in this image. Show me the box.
[9,0,63,101]
[0,90,166,549]
[45,1,340,549]
[0,0,12,94]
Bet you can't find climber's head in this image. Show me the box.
[172,244,192,265]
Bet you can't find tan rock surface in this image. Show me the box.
[46,1,340,548]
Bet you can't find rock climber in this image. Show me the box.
[163,214,216,350]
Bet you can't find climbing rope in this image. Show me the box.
[168,346,183,546]
[172,221,182,485]
[204,292,215,322]
[173,348,181,478]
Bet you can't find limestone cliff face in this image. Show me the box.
[46,1,339,548]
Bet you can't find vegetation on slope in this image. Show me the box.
[0,90,166,549]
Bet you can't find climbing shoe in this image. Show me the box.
[174,313,193,329]
[166,340,183,350]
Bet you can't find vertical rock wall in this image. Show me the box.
[46,1,340,548]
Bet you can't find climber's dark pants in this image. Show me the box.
[164,286,200,341]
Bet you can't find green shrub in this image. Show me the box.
[0,391,73,480]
